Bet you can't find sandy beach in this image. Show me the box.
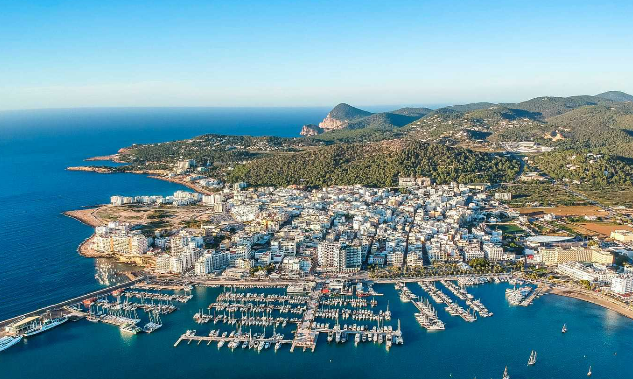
[547,286,633,320]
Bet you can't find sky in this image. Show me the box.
[1,0,632,110]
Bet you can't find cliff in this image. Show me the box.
[318,103,372,131]
[300,124,324,136]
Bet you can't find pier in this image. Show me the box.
[0,276,146,332]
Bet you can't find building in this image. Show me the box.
[556,262,606,283]
[194,250,230,275]
[317,241,360,272]
[398,176,432,188]
[540,247,613,266]
[611,276,633,295]
[611,230,633,243]
[494,192,512,201]
[483,243,504,261]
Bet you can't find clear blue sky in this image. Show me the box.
[1,0,632,110]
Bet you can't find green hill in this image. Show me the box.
[228,140,520,187]
[508,95,614,118]
[390,107,433,118]
[464,106,540,121]
[546,103,633,158]
[345,112,421,130]
[595,91,633,103]
[446,102,496,113]
[327,103,373,121]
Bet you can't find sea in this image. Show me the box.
[1,107,632,378]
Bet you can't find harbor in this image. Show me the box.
[2,278,632,379]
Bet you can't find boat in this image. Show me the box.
[562,323,567,333]
[0,335,23,352]
[502,366,510,379]
[120,323,142,334]
[587,366,592,376]
[527,350,537,366]
[143,311,163,333]
[24,316,69,337]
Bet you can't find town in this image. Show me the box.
[80,163,633,311]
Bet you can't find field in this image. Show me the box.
[90,204,234,235]
[490,223,525,234]
[570,223,633,238]
[493,183,588,207]
[515,206,606,217]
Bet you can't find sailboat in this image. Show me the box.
[502,366,510,379]
[562,323,567,333]
[527,350,537,366]
[587,366,592,376]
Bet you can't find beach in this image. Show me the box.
[547,286,633,320]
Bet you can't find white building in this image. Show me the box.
[611,276,633,295]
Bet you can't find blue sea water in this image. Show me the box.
[1,283,632,379]
[1,107,633,379]
[0,107,327,320]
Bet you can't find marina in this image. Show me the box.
[178,282,404,353]
[2,279,632,379]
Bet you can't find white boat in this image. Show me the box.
[587,366,592,376]
[562,324,567,333]
[24,316,69,337]
[0,335,23,352]
[527,350,537,366]
[502,366,510,379]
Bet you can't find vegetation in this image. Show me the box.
[326,103,372,121]
[492,183,587,207]
[534,150,633,187]
[228,141,520,188]
[546,103,633,158]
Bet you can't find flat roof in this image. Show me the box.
[526,236,574,244]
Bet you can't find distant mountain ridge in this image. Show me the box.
[595,91,633,103]
[301,91,633,151]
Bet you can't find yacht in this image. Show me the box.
[502,366,510,379]
[0,335,23,352]
[562,324,567,333]
[587,366,592,376]
[24,316,69,337]
[527,350,537,366]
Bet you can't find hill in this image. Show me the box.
[228,140,520,187]
[595,91,633,103]
[546,103,633,158]
[390,107,433,117]
[445,102,496,113]
[344,112,420,130]
[318,103,373,131]
[508,95,615,118]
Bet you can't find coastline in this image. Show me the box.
[64,209,113,258]
[546,286,633,320]
[64,208,105,228]
[147,175,216,195]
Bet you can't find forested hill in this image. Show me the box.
[306,91,632,141]
[228,141,520,188]
[546,102,633,158]
[596,91,633,103]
